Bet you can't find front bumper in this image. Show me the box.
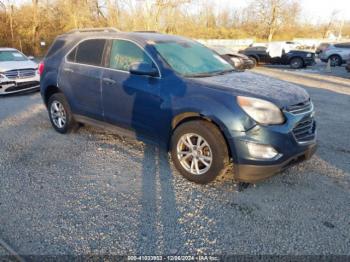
[235,143,316,183]
[227,108,317,183]
[0,75,40,95]
[304,57,316,66]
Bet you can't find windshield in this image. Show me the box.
[154,41,233,77]
[0,51,28,62]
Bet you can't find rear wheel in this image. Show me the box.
[171,120,230,184]
[48,93,77,134]
[290,57,304,69]
[329,55,342,67]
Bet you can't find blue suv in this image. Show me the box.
[40,29,317,184]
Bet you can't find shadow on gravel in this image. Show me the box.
[136,144,183,254]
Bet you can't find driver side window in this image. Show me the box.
[109,39,154,71]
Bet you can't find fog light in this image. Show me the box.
[246,142,280,159]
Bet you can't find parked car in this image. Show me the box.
[40,29,317,184]
[319,42,350,66]
[210,45,255,70]
[239,46,316,69]
[0,48,40,95]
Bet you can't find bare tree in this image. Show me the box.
[32,0,39,55]
[0,0,349,55]
[244,0,301,41]
[322,10,339,39]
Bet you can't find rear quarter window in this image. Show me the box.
[334,43,350,49]
[72,39,106,66]
[46,39,66,58]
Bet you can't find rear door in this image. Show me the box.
[101,39,162,140]
[59,38,107,120]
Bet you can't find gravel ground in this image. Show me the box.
[0,68,349,256]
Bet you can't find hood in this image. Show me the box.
[0,60,38,72]
[231,53,250,60]
[191,71,309,108]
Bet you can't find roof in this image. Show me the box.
[58,30,190,45]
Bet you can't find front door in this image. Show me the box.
[101,39,162,140]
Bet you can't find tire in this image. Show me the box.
[290,57,304,69]
[328,55,342,67]
[249,57,258,67]
[170,120,230,184]
[48,93,77,134]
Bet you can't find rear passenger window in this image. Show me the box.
[68,39,106,66]
[109,39,154,71]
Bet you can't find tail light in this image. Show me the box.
[38,62,45,75]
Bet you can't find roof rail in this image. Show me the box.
[66,28,120,34]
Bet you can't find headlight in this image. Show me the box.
[231,57,241,67]
[306,53,312,57]
[237,96,285,125]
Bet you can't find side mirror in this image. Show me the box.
[129,62,158,77]
[28,56,35,60]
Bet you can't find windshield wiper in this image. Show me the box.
[185,69,235,78]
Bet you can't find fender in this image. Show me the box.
[168,94,256,160]
[248,55,259,63]
[40,71,61,103]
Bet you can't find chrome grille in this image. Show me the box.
[3,69,36,79]
[286,100,313,114]
[293,116,316,144]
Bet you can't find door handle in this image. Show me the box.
[103,78,116,85]
[63,68,74,73]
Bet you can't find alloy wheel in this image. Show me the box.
[177,133,213,175]
[330,56,340,67]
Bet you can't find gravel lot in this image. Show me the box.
[0,66,349,256]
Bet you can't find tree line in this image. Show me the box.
[0,0,349,56]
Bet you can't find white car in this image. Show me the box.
[0,48,40,95]
[318,42,350,66]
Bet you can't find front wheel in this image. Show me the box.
[171,120,230,184]
[290,57,304,69]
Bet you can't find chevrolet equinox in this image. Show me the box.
[40,29,317,184]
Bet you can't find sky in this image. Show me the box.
[220,0,350,23]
